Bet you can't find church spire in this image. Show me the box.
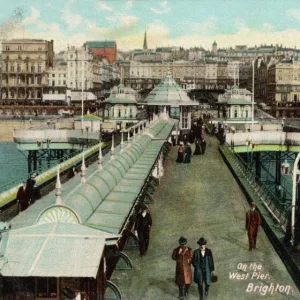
[143,31,148,51]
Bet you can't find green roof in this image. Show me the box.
[75,114,101,121]
[146,74,197,106]
[0,222,117,278]
[84,41,116,49]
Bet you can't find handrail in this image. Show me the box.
[221,143,288,230]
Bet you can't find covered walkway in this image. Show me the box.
[112,135,300,300]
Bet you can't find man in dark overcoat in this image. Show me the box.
[26,173,36,203]
[245,202,261,250]
[134,203,152,256]
[172,237,193,299]
[17,182,29,212]
[200,138,207,155]
[192,237,215,300]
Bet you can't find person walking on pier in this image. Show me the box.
[192,237,215,300]
[135,203,152,256]
[183,143,192,163]
[200,138,207,155]
[172,237,193,300]
[245,202,262,251]
[17,182,29,212]
[194,140,202,155]
[26,173,36,203]
[176,142,184,163]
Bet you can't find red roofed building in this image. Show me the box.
[84,41,117,63]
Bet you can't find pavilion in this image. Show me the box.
[145,72,197,135]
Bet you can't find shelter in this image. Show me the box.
[101,84,138,131]
[0,118,176,299]
[216,85,257,125]
[145,72,197,134]
[74,114,102,132]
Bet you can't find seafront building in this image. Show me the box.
[1,39,54,104]
[84,41,117,64]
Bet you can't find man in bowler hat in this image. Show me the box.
[245,202,261,250]
[172,237,193,299]
[192,237,215,300]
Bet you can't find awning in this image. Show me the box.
[0,222,118,278]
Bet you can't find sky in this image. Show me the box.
[1,0,300,52]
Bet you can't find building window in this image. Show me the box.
[10,64,14,72]
[18,46,22,51]
[17,64,21,72]
[58,80,61,85]
[6,63,8,72]
[63,80,66,85]
[181,109,188,129]
[36,278,57,298]
[31,76,34,84]
[38,64,42,72]
[26,63,29,72]
[37,76,42,84]
[52,74,55,77]
[234,110,238,118]
[52,80,55,86]
[31,65,35,73]
[5,46,10,51]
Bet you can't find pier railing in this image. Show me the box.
[220,143,288,231]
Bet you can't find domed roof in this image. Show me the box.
[145,72,196,106]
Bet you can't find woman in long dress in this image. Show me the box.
[176,143,184,163]
[184,143,192,163]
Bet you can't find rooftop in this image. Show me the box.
[146,73,197,106]
[84,41,116,49]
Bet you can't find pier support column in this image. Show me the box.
[28,151,32,174]
[255,152,261,181]
[33,151,37,172]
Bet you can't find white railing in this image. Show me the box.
[13,129,101,143]
[226,131,300,146]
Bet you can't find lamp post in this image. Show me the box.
[280,156,300,246]
[291,153,300,245]
[81,61,84,130]
[252,59,255,131]
[281,160,290,203]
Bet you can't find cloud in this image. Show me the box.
[287,8,300,21]
[182,17,217,34]
[23,7,40,25]
[61,7,83,29]
[263,23,273,31]
[151,1,170,14]
[126,0,134,8]
[160,1,168,9]
[97,1,113,11]
[105,13,139,26]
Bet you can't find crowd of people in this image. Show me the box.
[176,119,208,164]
